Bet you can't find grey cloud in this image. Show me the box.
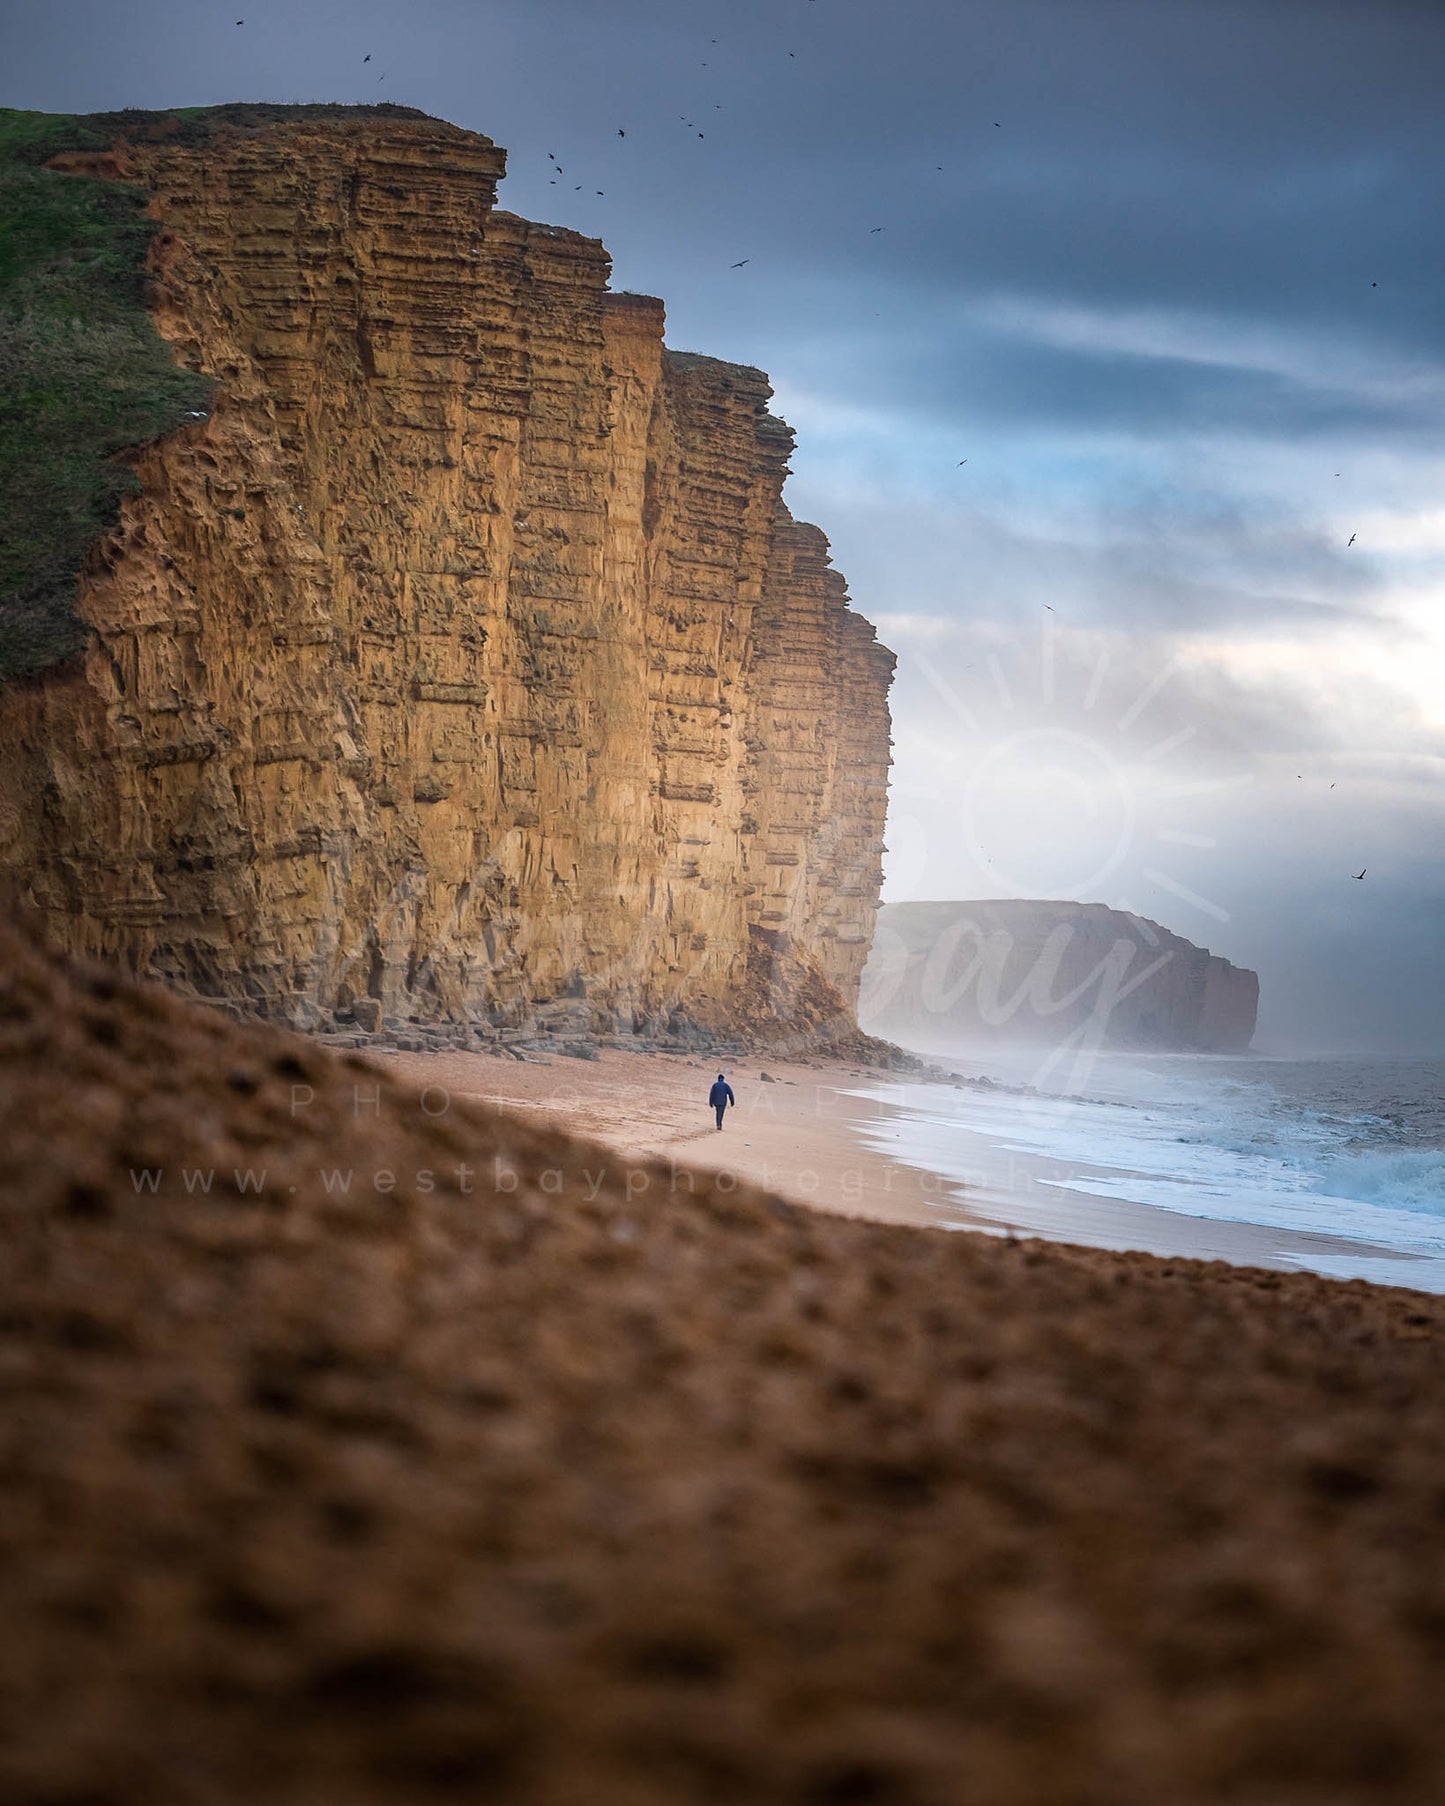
[880,621,1365,767]
[771,321,1445,450]
[790,486,1389,638]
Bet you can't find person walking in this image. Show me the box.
[709,1071,735,1131]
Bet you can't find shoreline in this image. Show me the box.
[370,1045,1426,1287]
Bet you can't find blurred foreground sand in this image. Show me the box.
[4,917,1445,1805]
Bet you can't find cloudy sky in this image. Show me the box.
[4,0,1443,1051]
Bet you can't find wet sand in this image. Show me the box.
[374,1045,1412,1280]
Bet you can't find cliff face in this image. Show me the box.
[861,900,1259,1053]
[0,110,894,1043]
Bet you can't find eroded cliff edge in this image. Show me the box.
[862,899,1259,1053]
[0,106,895,1047]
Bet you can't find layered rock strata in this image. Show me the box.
[862,899,1259,1053]
[0,108,894,1044]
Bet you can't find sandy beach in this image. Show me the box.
[372,1047,953,1226]
[372,1044,1417,1281]
[7,919,1445,1805]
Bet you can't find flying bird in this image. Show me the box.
[957,458,968,465]
[731,259,751,267]
[1353,869,1367,880]
[363,53,371,62]
[869,226,885,233]
[1348,532,1356,546]
[618,128,625,137]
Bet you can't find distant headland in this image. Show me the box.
[863,898,1260,1053]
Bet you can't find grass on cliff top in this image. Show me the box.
[0,108,214,682]
[0,101,469,685]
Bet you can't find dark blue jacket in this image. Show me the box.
[709,1078,735,1110]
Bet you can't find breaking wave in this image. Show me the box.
[1317,1148,1445,1217]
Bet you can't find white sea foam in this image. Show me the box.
[847,1052,1445,1290]
[1316,1148,1445,1216]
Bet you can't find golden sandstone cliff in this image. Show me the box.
[0,107,894,1048]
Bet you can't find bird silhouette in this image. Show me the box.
[1348,533,1356,546]
[869,226,885,233]
[957,458,968,465]
[618,128,625,137]
[731,259,751,268]
[1353,869,1367,880]
[363,53,370,62]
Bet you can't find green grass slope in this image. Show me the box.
[0,108,216,683]
[0,104,442,686]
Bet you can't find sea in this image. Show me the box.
[848,1051,1445,1292]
